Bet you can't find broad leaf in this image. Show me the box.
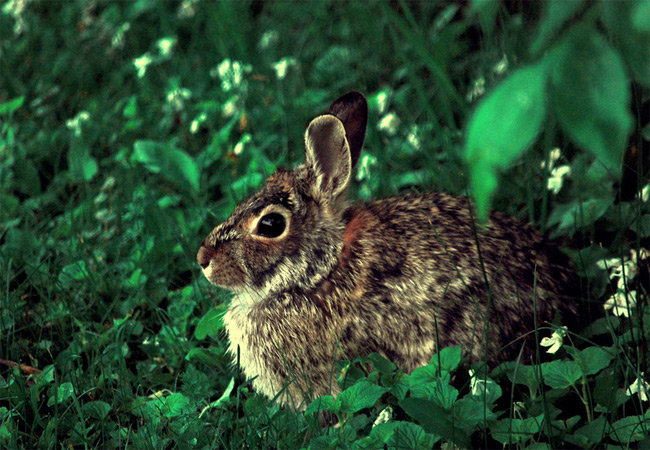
[336,380,386,413]
[133,140,200,193]
[550,25,633,176]
[465,63,547,220]
[400,397,470,448]
[541,360,583,389]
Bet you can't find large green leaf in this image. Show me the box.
[601,0,650,86]
[336,380,386,413]
[491,414,544,445]
[133,140,200,194]
[68,140,98,182]
[541,360,583,389]
[400,397,471,448]
[550,25,633,175]
[464,63,548,220]
[531,0,585,55]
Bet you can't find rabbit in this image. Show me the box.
[197,91,579,409]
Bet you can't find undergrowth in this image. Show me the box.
[1,0,648,448]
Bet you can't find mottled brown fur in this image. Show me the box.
[197,92,579,408]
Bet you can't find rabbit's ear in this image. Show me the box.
[326,91,367,169]
[304,115,352,198]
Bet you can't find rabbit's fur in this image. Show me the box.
[197,91,579,408]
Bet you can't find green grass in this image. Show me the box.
[1,0,649,448]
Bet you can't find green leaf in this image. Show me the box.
[430,346,462,374]
[388,421,438,450]
[400,397,471,448]
[575,415,609,445]
[336,380,386,414]
[68,140,98,182]
[541,360,583,389]
[47,382,75,406]
[133,140,200,194]
[305,395,335,415]
[159,392,190,418]
[453,397,497,428]
[82,401,111,420]
[632,214,650,237]
[503,363,542,392]
[530,0,585,55]
[194,307,224,340]
[0,96,24,115]
[565,346,615,376]
[465,63,547,220]
[601,0,650,86]
[550,25,633,175]
[547,198,613,235]
[411,380,458,409]
[491,414,544,445]
[608,414,650,443]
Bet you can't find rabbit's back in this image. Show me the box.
[332,192,577,369]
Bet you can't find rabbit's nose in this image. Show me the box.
[197,244,216,269]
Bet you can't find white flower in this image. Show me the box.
[638,184,649,203]
[166,87,191,111]
[547,165,571,194]
[233,134,252,155]
[626,374,649,402]
[157,37,176,56]
[604,290,637,317]
[372,406,393,428]
[493,54,509,75]
[272,57,297,80]
[468,369,498,397]
[407,125,421,150]
[356,153,378,182]
[597,249,642,290]
[377,112,399,135]
[466,76,486,102]
[190,113,207,134]
[259,30,279,49]
[111,22,130,49]
[212,59,249,92]
[66,111,90,136]
[134,53,153,78]
[374,89,390,115]
[540,326,567,354]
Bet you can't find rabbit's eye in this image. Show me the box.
[256,213,286,238]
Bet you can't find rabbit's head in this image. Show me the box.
[197,92,368,300]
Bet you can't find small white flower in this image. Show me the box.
[604,290,637,317]
[190,113,207,134]
[372,406,393,428]
[597,251,640,290]
[157,37,176,56]
[259,30,279,49]
[638,184,650,203]
[375,89,390,115]
[66,111,91,136]
[377,112,399,135]
[466,76,486,102]
[407,125,421,150]
[134,53,153,78]
[272,57,297,80]
[540,326,567,354]
[626,374,649,402]
[212,59,249,92]
[469,369,498,397]
[222,97,238,118]
[356,153,378,182]
[111,22,130,49]
[547,165,571,194]
[177,0,198,19]
[166,87,191,111]
[493,54,509,75]
[233,134,252,155]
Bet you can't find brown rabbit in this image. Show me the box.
[197,91,579,408]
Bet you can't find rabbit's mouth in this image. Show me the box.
[197,243,248,289]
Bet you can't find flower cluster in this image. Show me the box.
[598,248,649,317]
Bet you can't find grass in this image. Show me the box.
[1,0,649,448]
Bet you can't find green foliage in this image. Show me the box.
[1,0,648,448]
